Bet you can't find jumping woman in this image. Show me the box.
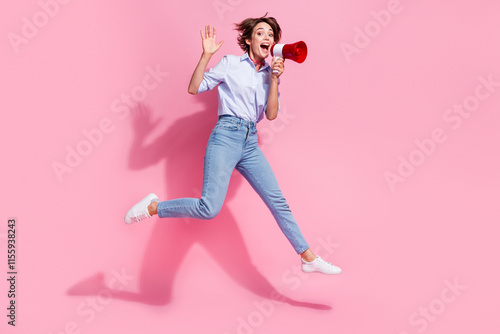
[124,14,341,275]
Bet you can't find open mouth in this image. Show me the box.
[260,43,270,51]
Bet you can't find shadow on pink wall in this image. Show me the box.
[68,96,330,310]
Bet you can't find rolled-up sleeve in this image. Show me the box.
[197,55,228,94]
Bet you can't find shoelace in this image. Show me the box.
[134,211,150,222]
[316,257,336,268]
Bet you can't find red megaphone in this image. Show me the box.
[270,41,308,73]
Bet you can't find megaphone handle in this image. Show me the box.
[272,56,283,74]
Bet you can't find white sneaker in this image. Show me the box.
[302,256,342,275]
[124,193,159,224]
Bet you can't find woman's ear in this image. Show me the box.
[245,38,251,46]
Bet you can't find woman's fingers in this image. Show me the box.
[200,25,223,54]
[272,57,284,68]
[201,25,218,40]
[216,40,224,50]
[271,57,285,76]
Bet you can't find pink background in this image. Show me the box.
[1,0,500,333]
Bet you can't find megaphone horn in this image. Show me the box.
[270,41,308,73]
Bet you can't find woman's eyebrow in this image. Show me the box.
[255,27,273,32]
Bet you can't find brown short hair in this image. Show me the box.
[234,13,282,53]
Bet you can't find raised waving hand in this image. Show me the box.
[201,25,224,55]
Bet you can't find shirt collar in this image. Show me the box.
[241,53,270,71]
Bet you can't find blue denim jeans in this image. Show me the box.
[157,115,310,254]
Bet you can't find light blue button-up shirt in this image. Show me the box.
[197,53,280,123]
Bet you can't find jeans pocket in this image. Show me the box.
[217,120,239,131]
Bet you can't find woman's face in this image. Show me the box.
[246,22,275,62]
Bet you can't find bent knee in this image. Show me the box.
[199,208,221,220]
[198,199,222,220]
[270,194,291,211]
[199,198,224,220]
